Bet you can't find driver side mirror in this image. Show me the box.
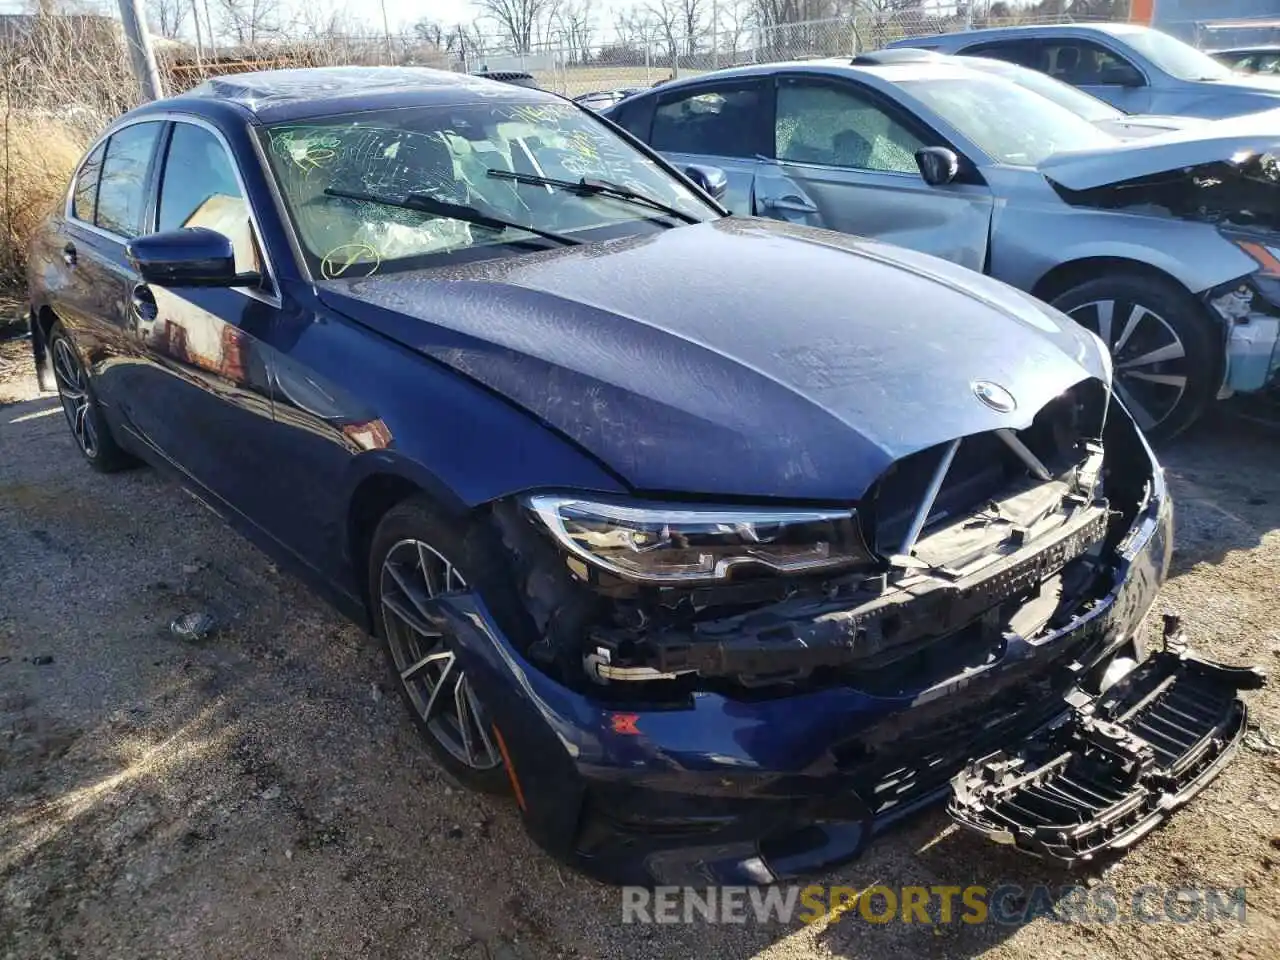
[126,227,260,287]
[683,164,728,202]
[915,147,959,187]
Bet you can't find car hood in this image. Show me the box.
[1199,73,1280,95]
[1093,113,1206,139]
[317,218,1105,501]
[1041,107,1280,190]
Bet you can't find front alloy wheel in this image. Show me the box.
[1052,273,1219,441]
[1068,299,1189,433]
[379,538,502,774]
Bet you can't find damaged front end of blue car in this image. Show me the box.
[409,377,1265,886]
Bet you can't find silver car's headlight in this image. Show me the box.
[525,495,875,584]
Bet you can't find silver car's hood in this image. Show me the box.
[1093,114,1206,139]
[1041,107,1280,190]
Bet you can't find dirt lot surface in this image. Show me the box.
[2,335,1279,960]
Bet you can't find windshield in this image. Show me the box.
[964,58,1124,122]
[1123,28,1233,81]
[898,74,1118,165]
[262,101,716,278]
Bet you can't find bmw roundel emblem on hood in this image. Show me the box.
[972,380,1017,414]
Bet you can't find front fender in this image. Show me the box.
[991,201,1258,298]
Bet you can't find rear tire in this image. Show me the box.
[367,494,529,794]
[1051,273,1221,442]
[47,322,136,472]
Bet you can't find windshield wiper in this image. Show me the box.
[485,169,701,224]
[322,187,582,246]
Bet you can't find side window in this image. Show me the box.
[95,121,162,238]
[608,97,655,141]
[775,81,924,174]
[960,40,1040,69]
[1043,41,1143,86]
[157,122,260,275]
[71,142,106,223]
[651,83,762,158]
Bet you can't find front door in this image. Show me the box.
[124,119,280,523]
[647,78,771,216]
[1043,39,1155,115]
[757,76,993,272]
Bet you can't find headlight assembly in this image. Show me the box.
[525,494,875,584]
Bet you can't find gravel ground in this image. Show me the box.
[2,336,1279,960]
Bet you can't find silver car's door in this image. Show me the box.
[1061,39,1156,115]
[643,78,771,216]
[755,75,994,272]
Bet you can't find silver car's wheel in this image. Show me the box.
[1065,297,1201,436]
[379,538,501,771]
[52,336,99,458]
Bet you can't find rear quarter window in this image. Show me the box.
[71,141,106,223]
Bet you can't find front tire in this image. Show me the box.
[367,495,523,794]
[1051,273,1221,441]
[48,322,135,472]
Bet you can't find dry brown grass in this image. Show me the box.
[0,108,88,284]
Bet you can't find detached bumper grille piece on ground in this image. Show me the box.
[950,619,1267,864]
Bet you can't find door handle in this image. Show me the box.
[131,284,158,325]
[761,195,818,214]
[62,242,76,267]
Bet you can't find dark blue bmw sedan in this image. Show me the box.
[27,67,1264,885]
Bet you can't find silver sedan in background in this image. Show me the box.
[890,23,1280,120]
[606,58,1280,438]
[857,47,1202,139]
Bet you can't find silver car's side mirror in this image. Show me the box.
[915,147,960,187]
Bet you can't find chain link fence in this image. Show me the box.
[457,11,1126,98]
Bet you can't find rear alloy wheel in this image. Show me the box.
[1052,274,1220,441]
[48,323,134,472]
[379,538,503,776]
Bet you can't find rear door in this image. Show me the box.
[637,78,771,216]
[756,74,994,272]
[47,122,164,416]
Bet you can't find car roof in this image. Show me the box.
[1211,45,1280,53]
[634,57,997,89]
[893,21,1149,46]
[163,66,557,123]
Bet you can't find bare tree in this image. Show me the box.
[718,0,755,62]
[214,0,281,45]
[413,18,445,46]
[678,0,706,56]
[471,0,554,53]
[558,0,595,65]
[146,0,189,39]
[644,0,681,64]
[612,5,650,47]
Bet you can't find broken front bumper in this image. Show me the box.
[428,461,1258,885]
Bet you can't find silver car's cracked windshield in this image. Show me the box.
[263,102,717,278]
[899,74,1118,165]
